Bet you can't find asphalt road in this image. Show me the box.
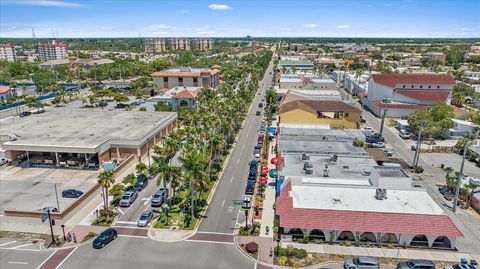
[197,56,275,234]
[58,236,254,269]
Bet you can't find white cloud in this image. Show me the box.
[3,0,84,7]
[150,24,170,31]
[383,3,393,6]
[336,24,351,29]
[101,26,113,31]
[208,4,232,10]
[461,27,473,31]
[280,28,291,32]
[303,23,320,28]
[197,30,216,35]
[180,9,190,13]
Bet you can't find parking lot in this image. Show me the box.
[0,166,98,212]
[421,153,480,178]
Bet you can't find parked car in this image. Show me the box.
[368,142,385,148]
[399,130,412,139]
[411,144,417,151]
[249,160,258,168]
[115,103,129,108]
[62,189,84,198]
[248,175,256,182]
[137,211,153,227]
[245,181,254,195]
[19,111,31,117]
[39,207,58,212]
[151,188,169,207]
[254,153,260,159]
[92,228,117,249]
[119,190,138,207]
[383,148,393,157]
[344,257,380,269]
[256,111,261,116]
[134,174,149,190]
[397,260,436,269]
[249,167,257,177]
[444,263,479,269]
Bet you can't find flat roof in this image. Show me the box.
[1,109,177,153]
[374,166,408,177]
[279,60,313,66]
[290,184,444,215]
[278,139,367,155]
[280,153,376,180]
[279,124,365,140]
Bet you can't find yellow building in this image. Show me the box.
[279,99,361,129]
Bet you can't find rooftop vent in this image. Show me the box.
[375,188,387,200]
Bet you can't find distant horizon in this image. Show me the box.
[1,36,480,40]
[1,0,479,39]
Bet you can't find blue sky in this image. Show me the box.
[1,0,479,38]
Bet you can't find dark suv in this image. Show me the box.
[135,174,149,191]
[397,260,436,269]
[92,228,117,249]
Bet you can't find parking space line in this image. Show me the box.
[11,243,32,249]
[0,240,16,247]
[8,261,29,265]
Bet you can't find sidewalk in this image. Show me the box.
[282,242,480,263]
[259,124,277,238]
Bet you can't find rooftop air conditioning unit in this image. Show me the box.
[301,153,310,160]
[375,188,387,200]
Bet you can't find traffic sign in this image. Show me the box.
[233,200,244,206]
[41,213,48,223]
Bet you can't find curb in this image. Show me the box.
[147,227,195,243]
[233,235,338,269]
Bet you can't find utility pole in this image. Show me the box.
[379,98,391,138]
[453,141,468,213]
[54,184,61,212]
[412,123,423,168]
[47,209,55,244]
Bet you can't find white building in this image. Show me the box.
[366,74,456,118]
[0,44,16,62]
[444,119,480,138]
[279,74,336,90]
[151,67,220,90]
[36,40,69,61]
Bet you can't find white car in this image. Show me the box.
[254,153,260,159]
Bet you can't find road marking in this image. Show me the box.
[254,262,257,269]
[117,208,124,214]
[36,250,57,269]
[236,159,240,164]
[227,205,234,214]
[242,144,245,150]
[221,199,225,208]
[1,247,41,252]
[118,234,148,239]
[230,176,234,182]
[143,197,152,205]
[11,243,32,249]
[195,231,234,236]
[0,240,16,247]
[54,247,77,269]
[116,221,137,224]
[8,262,29,265]
[184,240,234,245]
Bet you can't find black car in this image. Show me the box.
[116,103,129,108]
[92,228,117,249]
[19,111,31,117]
[256,111,261,116]
[135,174,149,190]
[62,189,84,198]
[258,103,264,108]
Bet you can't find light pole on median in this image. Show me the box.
[379,98,391,139]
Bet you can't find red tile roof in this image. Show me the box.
[277,182,462,237]
[0,86,11,94]
[394,89,451,102]
[371,74,456,88]
[173,89,199,99]
[371,101,425,109]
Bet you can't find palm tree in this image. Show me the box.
[463,182,479,208]
[122,173,136,187]
[135,162,148,175]
[443,167,454,182]
[180,144,208,219]
[98,170,115,211]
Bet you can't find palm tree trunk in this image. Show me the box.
[190,181,195,219]
[105,187,109,211]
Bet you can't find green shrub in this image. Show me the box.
[81,232,97,242]
[314,239,323,244]
[343,240,351,246]
[277,256,288,266]
[290,248,307,259]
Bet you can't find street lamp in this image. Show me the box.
[379,98,391,138]
[60,224,66,241]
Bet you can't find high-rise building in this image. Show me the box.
[0,44,16,62]
[144,38,213,53]
[36,40,69,61]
